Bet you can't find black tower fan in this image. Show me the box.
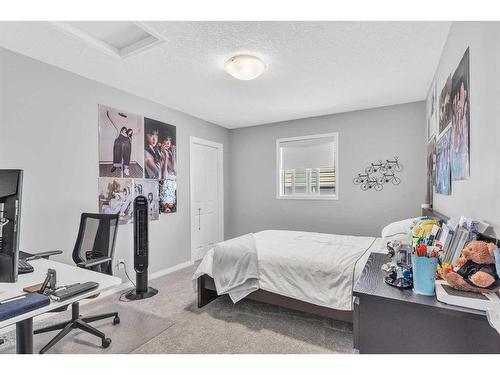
[125,195,158,300]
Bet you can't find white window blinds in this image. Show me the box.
[277,133,338,200]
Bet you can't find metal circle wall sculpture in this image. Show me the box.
[353,157,403,191]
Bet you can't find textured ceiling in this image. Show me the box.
[0,21,450,128]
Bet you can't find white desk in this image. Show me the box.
[0,258,121,353]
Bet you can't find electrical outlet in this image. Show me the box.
[117,259,125,270]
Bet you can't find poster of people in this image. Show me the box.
[450,48,470,181]
[144,117,177,214]
[435,129,451,195]
[426,79,437,142]
[159,178,177,213]
[98,178,135,225]
[98,105,144,178]
[426,139,436,205]
[98,105,178,223]
[134,179,160,221]
[438,75,452,135]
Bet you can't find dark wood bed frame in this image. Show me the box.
[197,208,498,323]
[197,273,353,322]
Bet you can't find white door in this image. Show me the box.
[190,137,224,261]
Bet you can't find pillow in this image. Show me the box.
[381,218,416,239]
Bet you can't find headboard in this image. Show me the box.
[422,207,500,246]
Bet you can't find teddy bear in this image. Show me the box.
[445,240,500,293]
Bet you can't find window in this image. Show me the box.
[276,133,338,200]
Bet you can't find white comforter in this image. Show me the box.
[194,230,384,311]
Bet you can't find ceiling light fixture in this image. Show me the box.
[225,54,266,81]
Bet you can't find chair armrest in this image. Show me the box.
[77,256,112,269]
[25,250,63,261]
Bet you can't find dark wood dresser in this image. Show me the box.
[353,252,500,353]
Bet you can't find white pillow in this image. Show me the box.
[381,218,416,239]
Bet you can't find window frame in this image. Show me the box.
[276,132,339,200]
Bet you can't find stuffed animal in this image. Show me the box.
[445,240,500,293]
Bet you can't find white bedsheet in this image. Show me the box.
[194,230,385,311]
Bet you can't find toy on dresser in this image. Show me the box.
[445,240,500,293]
[383,240,413,288]
[381,217,442,290]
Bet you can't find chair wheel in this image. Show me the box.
[102,338,112,348]
[113,316,120,325]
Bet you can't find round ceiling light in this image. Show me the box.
[225,54,266,81]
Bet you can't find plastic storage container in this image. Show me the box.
[412,255,438,296]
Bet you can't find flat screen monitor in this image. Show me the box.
[0,169,23,282]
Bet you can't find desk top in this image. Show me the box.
[0,258,121,328]
[353,252,486,317]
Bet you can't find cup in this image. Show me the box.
[412,255,438,296]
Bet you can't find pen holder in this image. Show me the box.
[411,255,438,296]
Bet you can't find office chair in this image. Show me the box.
[34,213,120,354]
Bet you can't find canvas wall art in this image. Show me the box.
[450,48,470,181]
[438,75,452,135]
[426,79,437,142]
[98,177,135,225]
[98,105,144,178]
[435,129,451,195]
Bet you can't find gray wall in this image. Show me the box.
[227,102,426,238]
[431,22,500,233]
[0,47,230,280]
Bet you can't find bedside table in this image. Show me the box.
[353,252,500,354]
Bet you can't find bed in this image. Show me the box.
[192,226,408,322]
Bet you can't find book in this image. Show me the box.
[445,229,460,263]
[440,226,455,263]
[447,217,459,232]
[0,292,50,321]
[450,228,470,264]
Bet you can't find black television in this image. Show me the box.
[0,169,23,282]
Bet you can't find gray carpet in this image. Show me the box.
[0,295,174,354]
[0,264,354,354]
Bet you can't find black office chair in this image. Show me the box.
[34,213,120,354]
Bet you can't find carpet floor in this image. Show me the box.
[0,264,354,354]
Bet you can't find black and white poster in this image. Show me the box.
[438,75,452,136]
[97,105,177,223]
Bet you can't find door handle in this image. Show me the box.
[198,208,201,230]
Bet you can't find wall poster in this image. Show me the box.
[98,105,177,224]
[435,128,451,195]
[426,79,437,142]
[144,117,177,213]
[426,138,436,205]
[438,75,452,136]
[450,48,470,181]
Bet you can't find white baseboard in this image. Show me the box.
[0,260,194,336]
[151,260,194,280]
[100,260,194,297]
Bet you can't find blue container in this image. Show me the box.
[412,256,438,296]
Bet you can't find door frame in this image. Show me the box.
[189,136,224,261]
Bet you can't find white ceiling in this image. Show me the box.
[0,21,450,128]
